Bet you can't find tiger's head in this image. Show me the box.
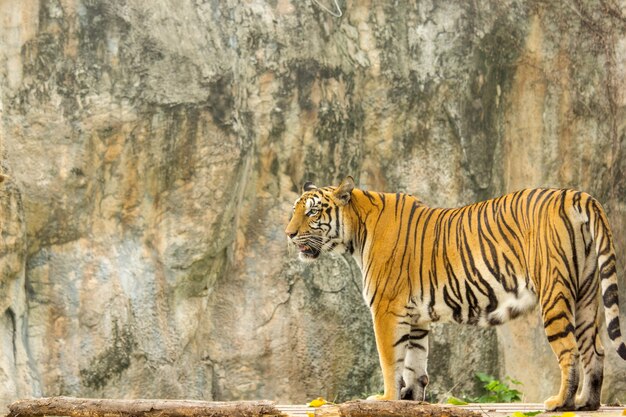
[285,176,355,262]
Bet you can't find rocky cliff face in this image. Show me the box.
[0,0,625,410]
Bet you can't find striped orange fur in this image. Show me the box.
[285,177,625,411]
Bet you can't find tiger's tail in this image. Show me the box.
[590,198,626,360]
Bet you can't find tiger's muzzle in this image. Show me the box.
[287,233,324,261]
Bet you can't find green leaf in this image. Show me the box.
[485,380,500,391]
[510,412,542,417]
[475,372,493,383]
[447,396,469,405]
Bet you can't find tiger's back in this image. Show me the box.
[390,189,607,329]
[286,178,625,411]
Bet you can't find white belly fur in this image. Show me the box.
[416,281,538,326]
[483,287,538,326]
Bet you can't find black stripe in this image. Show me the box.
[600,260,616,280]
[560,192,580,282]
[369,287,377,307]
[391,200,420,295]
[443,286,462,323]
[363,190,377,205]
[544,311,569,329]
[477,204,510,290]
[394,333,410,347]
[416,209,438,301]
[603,283,619,308]
[374,194,408,311]
[618,343,626,360]
[394,193,401,218]
[537,189,558,215]
[577,267,597,301]
[408,342,427,351]
[428,281,439,321]
[410,329,429,339]
[546,323,575,342]
[575,321,595,338]
[543,293,573,319]
[463,219,499,313]
[607,317,621,340]
[458,220,489,298]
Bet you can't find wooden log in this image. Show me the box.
[315,400,482,417]
[6,396,287,417]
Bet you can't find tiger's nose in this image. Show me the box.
[287,231,297,239]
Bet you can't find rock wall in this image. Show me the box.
[0,0,625,410]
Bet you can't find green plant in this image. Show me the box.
[473,372,523,403]
[447,372,523,404]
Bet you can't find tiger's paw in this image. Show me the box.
[400,386,426,401]
[544,395,575,411]
[366,394,391,401]
[400,375,428,401]
[575,395,600,411]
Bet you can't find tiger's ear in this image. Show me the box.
[302,181,317,192]
[333,176,354,206]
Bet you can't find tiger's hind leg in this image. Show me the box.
[574,259,605,411]
[575,322,604,411]
[400,325,429,401]
[540,285,580,411]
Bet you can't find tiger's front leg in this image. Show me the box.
[367,309,410,400]
[401,325,430,401]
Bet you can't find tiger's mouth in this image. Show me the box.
[297,244,321,259]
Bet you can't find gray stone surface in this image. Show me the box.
[0,0,625,411]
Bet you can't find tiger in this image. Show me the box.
[285,176,626,411]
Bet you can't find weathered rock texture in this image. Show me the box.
[0,0,625,411]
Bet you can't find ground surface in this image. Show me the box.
[276,403,626,417]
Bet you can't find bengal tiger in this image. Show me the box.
[285,176,626,411]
